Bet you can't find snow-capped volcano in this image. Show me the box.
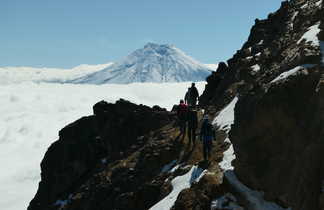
[73,43,212,84]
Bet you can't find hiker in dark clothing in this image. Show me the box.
[177,99,188,137]
[185,83,199,107]
[200,115,216,161]
[187,108,198,146]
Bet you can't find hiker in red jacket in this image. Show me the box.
[177,99,188,137]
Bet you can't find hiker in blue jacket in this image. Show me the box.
[200,115,216,161]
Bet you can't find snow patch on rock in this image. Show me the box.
[297,22,321,47]
[270,66,304,83]
[150,165,207,210]
[161,160,178,173]
[270,65,316,83]
[255,52,261,57]
[213,97,238,133]
[251,64,261,72]
[219,142,235,171]
[316,0,323,7]
[213,97,238,171]
[292,11,299,22]
[225,171,291,210]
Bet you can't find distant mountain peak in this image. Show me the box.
[144,42,173,49]
[72,43,211,84]
[142,43,175,56]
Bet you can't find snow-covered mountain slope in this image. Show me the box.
[73,43,212,84]
[0,63,112,85]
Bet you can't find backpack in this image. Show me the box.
[189,87,199,99]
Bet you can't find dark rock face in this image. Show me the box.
[199,62,234,110]
[200,0,324,209]
[231,67,324,209]
[28,99,176,210]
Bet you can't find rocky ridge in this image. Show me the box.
[28,100,228,210]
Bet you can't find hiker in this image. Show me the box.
[185,83,199,107]
[200,115,216,161]
[177,99,188,137]
[187,108,198,146]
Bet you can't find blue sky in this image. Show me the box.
[1,0,283,68]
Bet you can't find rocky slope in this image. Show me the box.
[28,100,228,210]
[200,0,324,209]
[29,0,324,209]
[28,100,175,210]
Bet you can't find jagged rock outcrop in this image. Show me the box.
[28,99,177,210]
[199,62,231,108]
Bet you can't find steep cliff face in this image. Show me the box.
[231,66,324,210]
[201,0,324,209]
